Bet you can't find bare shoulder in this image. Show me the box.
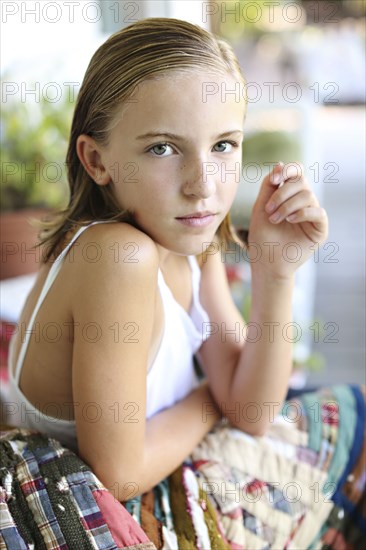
[71,222,159,265]
[67,222,160,306]
[69,222,159,273]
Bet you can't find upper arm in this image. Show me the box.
[197,242,246,406]
[69,224,159,492]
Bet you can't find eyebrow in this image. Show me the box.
[136,130,244,142]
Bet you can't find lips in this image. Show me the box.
[175,211,217,228]
[175,211,215,220]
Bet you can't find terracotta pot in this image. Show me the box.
[0,208,51,280]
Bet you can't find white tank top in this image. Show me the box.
[7,221,210,452]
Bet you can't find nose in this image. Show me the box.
[181,157,217,199]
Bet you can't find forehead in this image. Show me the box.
[111,72,246,136]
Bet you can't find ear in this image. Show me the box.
[76,135,111,186]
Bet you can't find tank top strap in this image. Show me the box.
[186,255,209,326]
[13,220,116,384]
[187,255,202,302]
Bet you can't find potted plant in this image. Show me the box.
[1,94,73,279]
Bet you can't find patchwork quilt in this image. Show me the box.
[1,384,365,549]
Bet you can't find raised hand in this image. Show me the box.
[247,161,329,280]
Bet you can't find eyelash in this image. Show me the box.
[147,140,240,157]
[215,140,240,151]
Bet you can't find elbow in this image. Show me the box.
[249,425,267,437]
[79,454,144,502]
[96,461,164,502]
[228,418,268,438]
[94,465,144,502]
[78,443,153,502]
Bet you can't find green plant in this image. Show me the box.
[1,95,73,211]
[243,130,302,166]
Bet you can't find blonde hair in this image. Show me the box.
[37,17,247,262]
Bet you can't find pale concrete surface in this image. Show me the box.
[307,106,365,387]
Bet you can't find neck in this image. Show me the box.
[155,242,191,272]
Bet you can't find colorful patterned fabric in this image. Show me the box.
[1,384,365,549]
[0,429,156,549]
[124,384,366,549]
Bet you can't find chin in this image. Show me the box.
[171,233,218,257]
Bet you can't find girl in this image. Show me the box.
[4,17,364,549]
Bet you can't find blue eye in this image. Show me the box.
[213,141,239,153]
[148,143,174,157]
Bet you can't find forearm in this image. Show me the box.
[119,382,220,500]
[229,272,295,435]
[142,382,220,491]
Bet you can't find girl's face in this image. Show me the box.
[100,71,246,257]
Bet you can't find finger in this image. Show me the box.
[270,162,304,186]
[285,206,328,227]
[269,161,285,185]
[265,179,314,214]
[259,162,305,207]
[268,189,314,223]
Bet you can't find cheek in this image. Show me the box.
[132,178,175,219]
[142,173,175,202]
[219,176,239,207]
[217,155,241,194]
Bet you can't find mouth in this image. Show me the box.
[175,211,217,228]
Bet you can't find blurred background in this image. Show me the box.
[1,0,365,389]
